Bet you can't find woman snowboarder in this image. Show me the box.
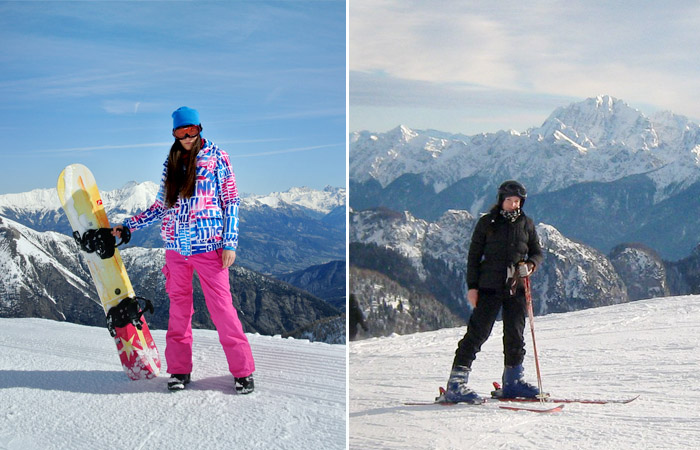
[113,106,255,393]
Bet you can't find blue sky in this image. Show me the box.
[0,1,346,195]
[350,0,700,134]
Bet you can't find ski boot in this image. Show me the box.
[500,365,540,399]
[235,375,255,394]
[443,365,483,404]
[167,373,191,391]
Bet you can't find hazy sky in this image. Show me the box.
[0,1,346,195]
[350,0,700,134]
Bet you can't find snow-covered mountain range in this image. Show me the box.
[349,206,694,339]
[246,185,346,215]
[0,183,346,342]
[0,182,345,226]
[350,95,700,259]
[0,215,343,340]
[351,209,622,310]
[351,95,700,201]
[0,183,346,274]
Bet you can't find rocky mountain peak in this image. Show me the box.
[532,95,657,150]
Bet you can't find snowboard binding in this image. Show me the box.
[73,227,131,259]
[106,296,155,337]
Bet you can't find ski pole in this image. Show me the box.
[524,276,546,402]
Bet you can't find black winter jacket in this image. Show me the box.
[466,208,544,293]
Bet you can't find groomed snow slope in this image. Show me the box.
[350,295,700,449]
[0,319,346,450]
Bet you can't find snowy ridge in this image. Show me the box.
[536,223,627,313]
[0,214,343,339]
[350,95,700,204]
[351,209,630,320]
[532,95,660,151]
[423,209,476,271]
[0,182,345,218]
[349,266,464,338]
[0,182,345,329]
[0,217,92,312]
[246,186,345,214]
[0,181,345,275]
[0,188,61,213]
[102,181,160,215]
[350,295,700,449]
[350,208,430,279]
[350,208,475,281]
[0,318,346,449]
[610,244,669,301]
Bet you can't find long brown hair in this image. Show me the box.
[164,137,201,208]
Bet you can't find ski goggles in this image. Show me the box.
[173,125,201,140]
[499,182,527,199]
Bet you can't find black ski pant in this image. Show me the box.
[453,288,527,369]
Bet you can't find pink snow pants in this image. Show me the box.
[162,249,255,378]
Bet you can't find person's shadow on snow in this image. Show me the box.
[0,370,246,395]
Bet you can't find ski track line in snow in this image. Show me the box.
[182,335,345,405]
[189,336,345,404]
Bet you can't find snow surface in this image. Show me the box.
[350,295,700,449]
[0,318,346,450]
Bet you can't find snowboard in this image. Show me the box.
[57,163,161,380]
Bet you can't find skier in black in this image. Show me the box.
[444,180,544,403]
[349,294,368,341]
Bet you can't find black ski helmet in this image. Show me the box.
[497,180,527,206]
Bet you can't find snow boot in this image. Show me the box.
[501,365,539,399]
[167,373,191,391]
[235,375,255,394]
[443,365,483,404]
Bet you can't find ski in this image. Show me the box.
[403,400,564,413]
[499,403,565,413]
[491,382,639,405]
[404,387,564,413]
[493,395,638,405]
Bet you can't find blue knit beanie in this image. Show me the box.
[172,106,200,130]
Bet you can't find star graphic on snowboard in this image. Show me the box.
[119,334,141,360]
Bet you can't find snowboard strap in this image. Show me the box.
[106,296,155,337]
[73,227,131,259]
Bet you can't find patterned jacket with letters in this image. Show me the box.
[123,139,240,256]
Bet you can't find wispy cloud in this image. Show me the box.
[351,71,575,110]
[230,143,344,158]
[31,142,170,155]
[101,100,155,115]
[0,70,145,102]
[205,108,346,126]
[27,138,293,155]
[350,2,518,87]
